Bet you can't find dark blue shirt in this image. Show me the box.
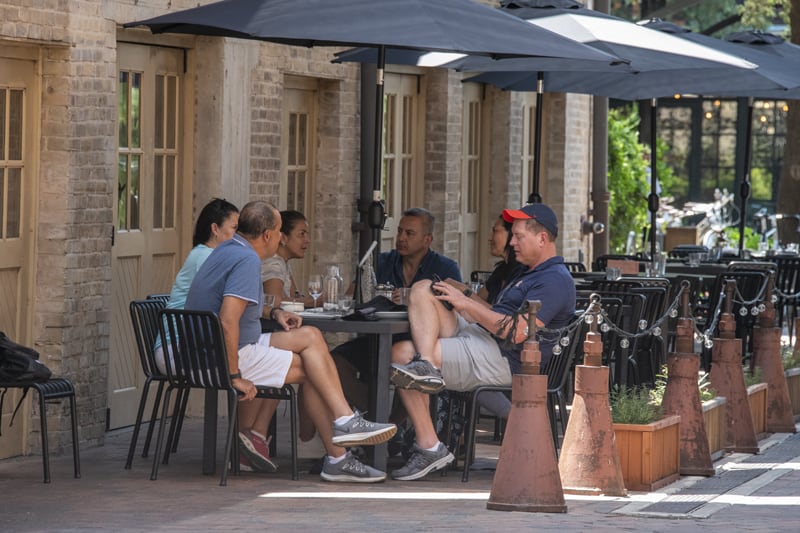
[377,249,462,287]
[491,256,576,373]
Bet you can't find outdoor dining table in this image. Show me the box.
[199,314,409,475]
[277,314,409,472]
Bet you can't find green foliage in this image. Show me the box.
[655,137,685,201]
[744,366,764,387]
[610,385,663,425]
[649,365,717,405]
[750,167,773,201]
[724,225,763,250]
[608,106,649,253]
[781,343,800,369]
[738,0,790,31]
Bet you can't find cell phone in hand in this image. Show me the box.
[431,274,454,311]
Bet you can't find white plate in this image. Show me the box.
[298,311,339,320]
[374,311,408,319]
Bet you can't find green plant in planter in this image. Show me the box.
[649,365,717,404]
[743,366,763,387]
[611,384,663,425]
[781,343,800,370]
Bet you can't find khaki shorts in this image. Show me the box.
[439,316,512,392]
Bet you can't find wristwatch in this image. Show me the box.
[462,287,473,297]
[230,372,242,380]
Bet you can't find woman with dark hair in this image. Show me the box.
[482,216,522,304]
[261,209,322,309]
[156,198,239,330]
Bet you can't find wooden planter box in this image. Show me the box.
[614,414,681,492]
[702,396,727,460]
[747,383,769,437]
[785,368,800,417]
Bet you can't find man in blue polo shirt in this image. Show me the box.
[377,207,462,289]
[185,201,396,483]
[387,203,575,481]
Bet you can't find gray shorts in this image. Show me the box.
[439,316,512,392]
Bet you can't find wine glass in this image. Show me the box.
[308,274,322,309]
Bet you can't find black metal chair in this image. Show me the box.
[126,299,188,470]
[667,244,709,259]
[772,256,800,340]
[701,271,769,371]
[564,262,587,273]
[146,293,171,303]
[592,254,644,272]
[153,309,298,485]
[448,313,584,482]
[0,378,80,483]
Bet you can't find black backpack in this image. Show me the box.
[0,332,51,382]
[0,332,52,434]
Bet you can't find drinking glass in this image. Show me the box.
[337,296,354,315]
[308,274,322,309]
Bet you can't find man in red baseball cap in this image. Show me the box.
[388,202,575,481]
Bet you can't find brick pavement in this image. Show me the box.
[1,415,799,532]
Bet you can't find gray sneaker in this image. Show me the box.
[391,442,454,481]
[332,410,397,448]
[320,451,387,483]
[390,358,445,393]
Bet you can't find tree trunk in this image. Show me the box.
[776,0,800,245]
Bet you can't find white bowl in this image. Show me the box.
[280,301,304,313]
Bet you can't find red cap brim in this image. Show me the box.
[502,209,530,223]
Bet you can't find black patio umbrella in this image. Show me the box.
[336,0,754,207]
[125,0,620,254]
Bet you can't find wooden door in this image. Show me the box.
[281,80,317,288]
[0,55,37,458]
[457,83,486,279]
[107,44,184,429]
[381,73,422,254]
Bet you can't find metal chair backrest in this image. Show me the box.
[158,308,233,391]
[564,262,587,273]
[668,244,709,259]
[543,313,585,393]
[589,278,645,293]
[130,299,168,379]
[592,254,643,272]
[772,255,800,298]
[146,293,171,304]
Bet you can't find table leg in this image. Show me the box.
[371,331,392,472]
[203,389,217,475]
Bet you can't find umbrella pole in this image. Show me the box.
[648,98,659,259]
[738,97,754,256]
[528,72,544,204]
[367,45,387,252]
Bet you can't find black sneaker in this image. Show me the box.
[390,358,445,393]
[390,442,454,481]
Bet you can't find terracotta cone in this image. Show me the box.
[710,333,760,453]
[662,352,715,476]
[753,325,796,433]
[559,329,626,496]
[487,301,566,513]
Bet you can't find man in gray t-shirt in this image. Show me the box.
[186,201,396,483]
